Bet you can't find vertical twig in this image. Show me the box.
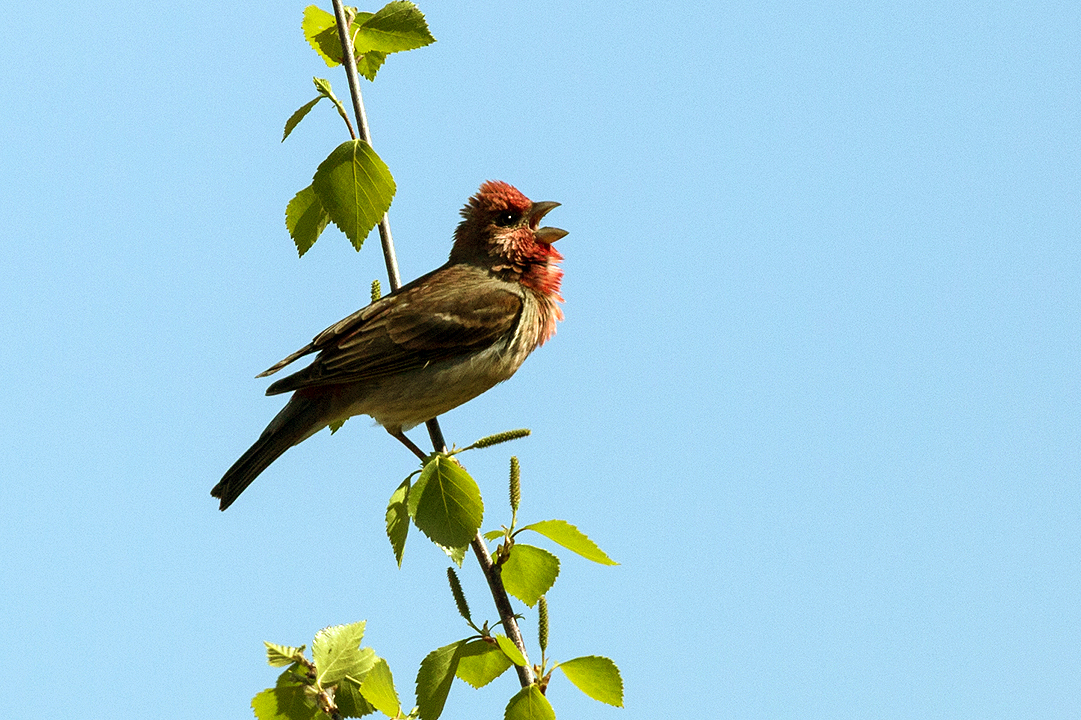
[328,0,534,687]
[330,0,401,290]
[471,536,535,686]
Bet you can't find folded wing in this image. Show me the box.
[259,264,523,395]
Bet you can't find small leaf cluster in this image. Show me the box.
[302,2,434,80]
[254,622,402,720]
[425,591,623,720]
[282,3,435,256]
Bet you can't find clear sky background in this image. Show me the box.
[1,1,1078,718]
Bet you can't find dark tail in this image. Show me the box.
[212,396,331,511]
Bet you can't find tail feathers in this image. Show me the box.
[212,397,331,511]
[255,342,315,379]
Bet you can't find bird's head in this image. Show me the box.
[450,181,567,295]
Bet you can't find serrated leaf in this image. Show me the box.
[302,5,338,66]
[556,656,624,707]
[437,542,468,566]
[355,51,387,81]
[313,622,376,686]
[265,641,307,667]
[386,478,410,566]
[312,76,335,98]
[483,529,503,542]
[493,634,527,667]
[455,639,512,689]
[252,667,321,720]
[408,456,483,549]
[416,640,466,720]
[336,674,377,718]
[311,140,395,251]
[504,685,555,720]
[520,519,618,565]
[283,96,322,143]
[358,658,400,717]
[285,184,330,257]
[353,1,435,54]
[500,543,559,607]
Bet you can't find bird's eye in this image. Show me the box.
[494,211,519,227]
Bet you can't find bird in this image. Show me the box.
[211,181,567,510]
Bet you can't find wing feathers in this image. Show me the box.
[263,264,523,396]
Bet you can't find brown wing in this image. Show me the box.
[261,264,523,395]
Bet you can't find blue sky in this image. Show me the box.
[2,1,1078,718]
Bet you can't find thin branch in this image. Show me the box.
[328,0,534,688]
[471,533,536,686]
[330,0,401,290]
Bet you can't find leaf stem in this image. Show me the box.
[328,0,534,688]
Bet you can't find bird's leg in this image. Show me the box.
[389,429,428,461]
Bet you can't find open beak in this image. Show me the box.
[529,201,568,244]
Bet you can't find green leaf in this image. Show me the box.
[500,543,559,607]
[311,140,395,251]
[455,639,512,689]
[437,542,468,567]
[416,640,466,720]
[302,5,336,65]
[285,184,330,257]
[335,674,377,718]
[313,622,376,686]
[408,456,483,550]
[265,641,307,667]
[556,656,624,707]
[483,529,503,542]
[386,478,410,566]
[504,685,555,720]
[359,658,400,717]
[283,96,322,143]
[302,5,338,66]
[329,418,346,434]
[520,519,618,565]
[493,634,527,667]
[355,51,387,82]
[252,666,320,720]
[353,1,436,54]
[312,76,335,98]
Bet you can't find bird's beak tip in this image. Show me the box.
[530,200,561,221]
[534,226,568,244]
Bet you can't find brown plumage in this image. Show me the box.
[211,181,566,510]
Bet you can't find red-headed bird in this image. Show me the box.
[212,181,566,510]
